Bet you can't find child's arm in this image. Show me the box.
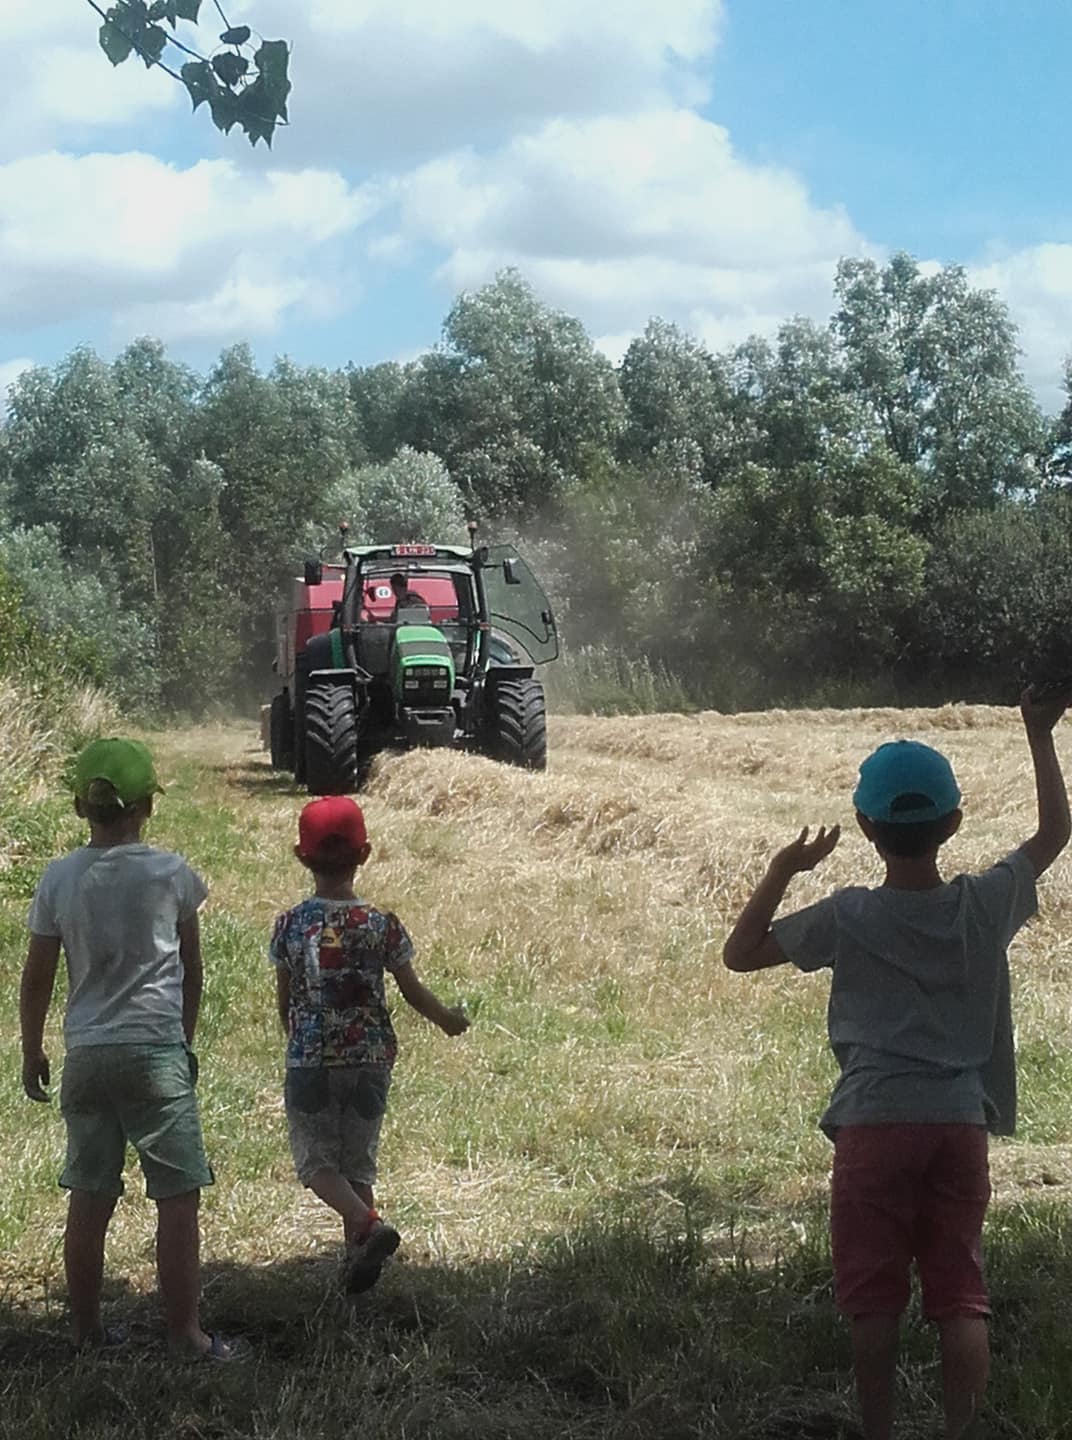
[1020,687,1072,877]
[275,969,291,1033]
[20,934,60,1101]
[179,914,203,1045]
[393,962,470,1036]
[723,825,840,972]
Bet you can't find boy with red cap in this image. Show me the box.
[723,689,1072,1440]
[19,738,237,1360]
[271,794,469,1292]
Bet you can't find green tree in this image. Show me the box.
[197,346,357,681]
[618,319,738,487]
[834,252,1044,515]
[322,448,467,547]
[914,493,1072,696]
[4,349,165,613]
[3,340,234,707]
[0,525,158,707]
[346,361,410,464]
[400,271,625,516]
[1048,358,1072,481]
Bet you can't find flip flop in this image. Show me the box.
[172,1332,250,1364]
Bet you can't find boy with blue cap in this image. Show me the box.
[723,690,1072,1440]
[18,738,238,1360]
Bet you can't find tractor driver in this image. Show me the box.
[389,572,428,621]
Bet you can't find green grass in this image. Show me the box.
[4,718,1072,1438]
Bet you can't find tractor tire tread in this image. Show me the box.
[490,678,547,771]
[304,684,360,795]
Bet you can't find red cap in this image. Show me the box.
[297,796,368,861]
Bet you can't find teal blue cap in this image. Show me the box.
[853,740,961,823]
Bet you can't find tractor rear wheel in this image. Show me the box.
[304,683,360,795]
[269,692,294,771]
[488,677,547,771]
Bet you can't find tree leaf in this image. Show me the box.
[180,59,215,111]
[99,12,134,65]
[252,38,291,121]
[174,0,203,19]
[234,83,275,147]
[211,51,249,87]
[138,22,168,68]
[220,25,252,46]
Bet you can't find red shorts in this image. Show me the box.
[831,1124,991,1320]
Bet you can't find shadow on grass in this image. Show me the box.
[207,757,303,798]
[3,1191,1072,1440]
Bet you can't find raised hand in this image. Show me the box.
[773,825,841,876]
[1022,684,1072,736]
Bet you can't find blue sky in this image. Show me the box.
[2,0,1070,408]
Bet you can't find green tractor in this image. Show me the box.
[270,533,558,794]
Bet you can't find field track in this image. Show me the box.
[4,704,1072,1439]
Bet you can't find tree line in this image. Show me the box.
[3,253,1072,715]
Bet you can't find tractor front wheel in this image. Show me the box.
[304,683,361,795]
[488,678,547,771]
[269,692,294,771]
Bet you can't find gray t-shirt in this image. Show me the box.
[27,843,208,1049]
[772,849,1037,1138]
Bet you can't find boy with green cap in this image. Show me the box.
[19,738,237,1360]
[723,689,1072,1440]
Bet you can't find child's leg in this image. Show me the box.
[915,1127,991,1439]
[938,1317,989,1439]
[345,1184,374,1248]
[338,1068,389,1248]
[305,1168,372,1238]
[58,1048,126,1344]
[831,1127,920,1440]
[156,1189,212,1353]
[851,1316,899,1440]
[65,1190,117,1345]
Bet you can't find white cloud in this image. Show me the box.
[0,151,379,341]
[0,0,178,159]
[228,0,722,167]
[389,110,867,349]
[971,245,1072,409]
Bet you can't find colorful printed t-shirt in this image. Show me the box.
[269,897,414,1068]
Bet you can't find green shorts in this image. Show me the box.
[60,1043,214,1201]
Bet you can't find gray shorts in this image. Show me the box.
[284,1066,391,1187]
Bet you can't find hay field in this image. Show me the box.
[3,706,1072,1439]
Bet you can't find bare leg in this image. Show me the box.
[65,1190,117,1345]
[852,1315,899,1440]
[157,1189,212,1354]
[344,1181,375,1247]
[306,1168,371,1247]
[939,1317,989,1439]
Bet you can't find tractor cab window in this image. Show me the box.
[354,568,476,677]
[481,546,559,665]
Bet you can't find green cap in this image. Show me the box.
[73,738,163,807]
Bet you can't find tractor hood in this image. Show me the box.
[391,624,456,702]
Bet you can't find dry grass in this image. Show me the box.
[2,704,1072,1438]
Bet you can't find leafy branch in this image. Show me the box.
[85,0,291,148]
